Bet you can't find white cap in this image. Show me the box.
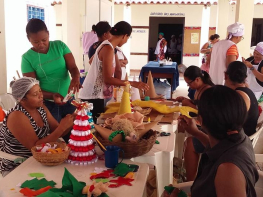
[227,22,244,39]
[255,42,263,55]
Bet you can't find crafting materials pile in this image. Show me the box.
[31,142,70,166]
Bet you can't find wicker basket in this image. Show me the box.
[31,142,70,166]
[95,130,157,159]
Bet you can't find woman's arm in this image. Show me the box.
[64,53,80,93]
[6,111,73,150]
[236,90,250,111]
[200,43,210,54]
[23,72,64,104]
[226,55,237,68]
[215,163,246,197]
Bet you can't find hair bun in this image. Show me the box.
[92,25,96,32]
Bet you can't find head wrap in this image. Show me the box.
[227,22,244,39]
[11,77,39,102]
[255,42,263,56]
[159,32,164,36]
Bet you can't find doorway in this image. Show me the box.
[251,18,263,47]
[148,17,185,64]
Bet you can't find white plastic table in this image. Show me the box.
[0,157,149,197]
[132,123,177,197]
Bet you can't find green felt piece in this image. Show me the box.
[37,190,61,197]
[95,178,110,183]
[155,140,160,144]
[113,163,136,177]
[164,186,187,197]
[21,178,56,190]
[29,173,45,178]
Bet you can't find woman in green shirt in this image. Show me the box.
[21,19,79,140]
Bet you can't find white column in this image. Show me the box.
[62,0,82,69]
[0,0,7,94]
[122,4,131,76]
[199,5,211,66]
[216,0,230,39]
[235,0,254,58]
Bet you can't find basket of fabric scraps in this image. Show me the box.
[94,111,158,159]
[31,142,70,166]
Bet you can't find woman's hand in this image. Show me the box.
[69,77,81,94]
[181,98,193,106]
[173,96,186,102]
[130,81,149,91]
[242,57,253,69]
[58,114,74,132]
[161,187,180,197]
[53,93,64,105]
[119,60,127,68]
[178,115,200,136]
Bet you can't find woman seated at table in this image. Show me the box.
[173,66,214,181]
[79,21,149,123]
[181,61,259,181]
[243,42,263,100]
[0,77,74,176]
[163,85,259,197]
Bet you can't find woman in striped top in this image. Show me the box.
[0,77,74,176]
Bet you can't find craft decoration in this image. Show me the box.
[90,169,115,180]
[28,173,45,178]
[145,71,163,99]
[118,85,132,115]
[113,163,138,177]
[104,100,198,118]
[21,178,56,190]
[82,181,109,197]
[109,177,134,188]
[68,100,98,165]
[164,186,188,197]
[20,186,52,197]
[38,168,86,197]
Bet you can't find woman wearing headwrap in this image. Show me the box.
[0,77,74,176]
[154,32,167,61]
[243,42,263,100]
[209,22,244,85]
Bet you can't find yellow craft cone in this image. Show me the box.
[145,71,159,99]
[118,85,131,114]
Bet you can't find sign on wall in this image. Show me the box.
[191,33,199,44]
[150,12,185,16]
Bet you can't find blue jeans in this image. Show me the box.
[44,99,76,142]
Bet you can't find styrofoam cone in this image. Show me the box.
[118,85,132,115]
[131,87,141,101]
[125,73,129,81]
[145,71,159,99]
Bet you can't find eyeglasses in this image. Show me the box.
[241,36,244,40]
[186,79,195,85]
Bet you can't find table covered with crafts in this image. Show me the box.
[0,156,149,197]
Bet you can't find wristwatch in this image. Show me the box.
[250,67,255,71]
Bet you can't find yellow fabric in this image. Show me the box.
[118,91,131,115]
[105,100,198,118]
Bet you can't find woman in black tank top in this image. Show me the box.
[225,61,259,136]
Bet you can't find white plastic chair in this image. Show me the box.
[250,121,263,148]
[0,93,16,111]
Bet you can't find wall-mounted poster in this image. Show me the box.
[191,33,199,44]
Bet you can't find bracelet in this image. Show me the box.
[250,67,255,71]
[108,130,126,142]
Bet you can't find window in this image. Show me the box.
[27,5,45,21]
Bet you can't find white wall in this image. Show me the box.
[0,0,7,94]
[254,5,263,18]
[3,0,55,92]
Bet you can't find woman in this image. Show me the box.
[210,22,244,85]
[167,35,177,62]
[200,34,220,73]
[164,85,259,197]
[21,18,79,125]
[173,66,214,181]
[88,21,112,61]
[243,42,263,100]
[79,21,149,123]
[174,66,214,108]
[155,32,167,61]
[183,61,259,181]
[0,77,74,176]
[116,47,128,80]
